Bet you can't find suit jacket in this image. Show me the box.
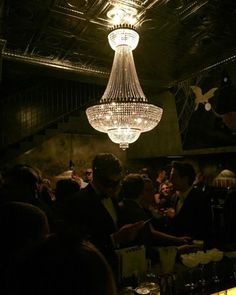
[168,187,212,241]
[64,184,119,270]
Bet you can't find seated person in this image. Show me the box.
[151,180,177,231]
[155,181,175,212]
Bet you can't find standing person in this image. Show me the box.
[0,165,55,231]
[64,153,145,273]
[119,173,191,246]
[0,201,50,294]
[155,168,167,193]
[166,161,212,243]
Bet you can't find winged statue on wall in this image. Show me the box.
[190,85,218,111]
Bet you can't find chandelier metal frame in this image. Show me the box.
[86,7,163,150]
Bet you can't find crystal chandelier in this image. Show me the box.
[86,8,163,150]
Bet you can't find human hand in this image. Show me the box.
[177,236,193,245]
[112,221,145,246]
[164,208,176,218]
[154,193,161,204]
[177,244,200,255]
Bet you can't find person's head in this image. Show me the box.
[156,168,167,183]
[92,153,122,198]
[84,168,93,183]
[140,175,155,205]
[170,161,196,192]
[3,165,42,202]
[8,234,117,295]
[159,181,173,196]
[55,179,80,203]
[121,174,145,201]
[0,201,49,255]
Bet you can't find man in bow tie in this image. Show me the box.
[64,153,145,273]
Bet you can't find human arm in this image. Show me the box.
[111,220,145,247]
[149,223,192,245]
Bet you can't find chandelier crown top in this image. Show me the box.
[109,24,137,31]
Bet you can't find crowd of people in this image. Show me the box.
[0,153,234,293]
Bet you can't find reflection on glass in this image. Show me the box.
[181,254,199,291]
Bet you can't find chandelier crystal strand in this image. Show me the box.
[86,27,163,150]
[101,45,146,102]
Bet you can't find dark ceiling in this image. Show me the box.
[1,0,236,94]
[0,0,236,156]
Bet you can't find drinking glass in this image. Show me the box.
[158,246,177,274]
[207,249,223,283]
[197,252,211,287]
[138,282,160,295]
[181,254,199,291]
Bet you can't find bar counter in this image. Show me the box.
[119,249,236,294]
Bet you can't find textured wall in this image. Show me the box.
[15,91,182,178]
[127,91,183,158]
[16,133,127,178]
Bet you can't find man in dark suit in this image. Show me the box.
[166,161,212,243]
[64,153,144,271]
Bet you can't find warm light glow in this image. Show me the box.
[101,41,146,102]
[86,102,162,149]
[211,287,236,294]
[108,28,139,51]
[108,128,140,150]
[107,6,138,26]
[86,7,163,150]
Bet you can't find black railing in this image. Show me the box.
[0,79,104,149]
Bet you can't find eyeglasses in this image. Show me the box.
[86,171,92,175]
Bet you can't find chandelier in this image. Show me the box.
[86,7,163,150]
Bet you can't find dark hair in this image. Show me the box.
[92,153,122,178]
[171,161,196,185]
[141,174,153,183]
[7,234,117,295]
[156,168,166,176]
[4,165,41,190]
[121,174,145,200]
[0,201,49,253]
[55,179,80,203]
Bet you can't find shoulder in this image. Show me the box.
[188,187,204,198]
[71,184,98,205]
[186,187,211,208]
